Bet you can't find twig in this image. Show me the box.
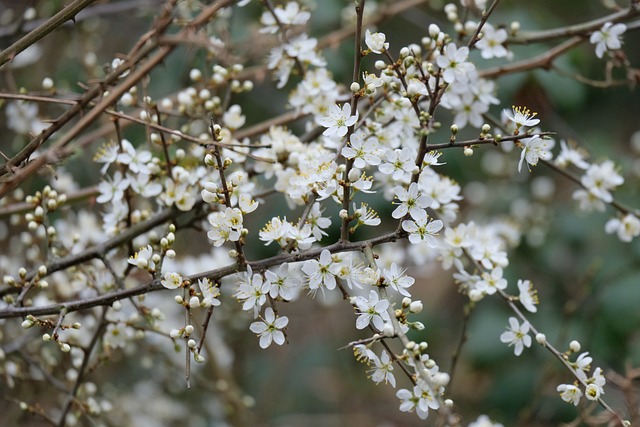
[0,0,98,67]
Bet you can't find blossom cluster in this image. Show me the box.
[0,0,637,426]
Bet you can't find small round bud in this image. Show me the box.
[112,301,122,311]
[38,280,48,289]
[464,146,474,157]
[428,24,441,38]
[450,124,459,135]
[161,98,173,110]
[445,399,454,407]
[185,324,195,334]
[419,342,428,351]
[60,343,71,352]
[481,124,491,134]
[350,82,360,92]
[21,319,34,329]
[152,254,161,264]
[42,77,54,90]
[425,358,436,369]
[409,300,423,314]
[19,401,28,411]
[569,340,581,353]
[18,268,27,278]
[170,329,181,338]
[160,238,169,247]
[38,265,47,277]
[347,167,361,182]
[510,21,521,33]
[72,322,81,329]
[339,209,349,219]
[43,333,51,341]
[174,295,184,304]
[382,323,395,337]
[187,339,196,349]
[189,68,202,82]
[399,47,410,58]
[433,372,450,387]
[412,321,425,331]
[405,340,416,350]
[189,296,200,307]
[536,333,546,345]
[402,297,411,308]
[194,353,205,363]
[374,60,386,70]
[120,92,133,107]
[165,249,176,259]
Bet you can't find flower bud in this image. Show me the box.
[409,300,423,313]
[569,340,581,352]
[189,69,202,82]
[382,323,395,337]
[429,24,441,38]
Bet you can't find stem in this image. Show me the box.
[0,0,98,67]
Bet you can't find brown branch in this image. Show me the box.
[0,0,235,198]
[509,4,640,44]
[479,36,584,78]
[0,0,98,67]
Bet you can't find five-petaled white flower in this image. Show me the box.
[476,23,509,59]
[504,106,540,131]
[354,290,391,330]
[518,135,554,172]
[557,384,582,406]
[392,182,433,220]
[365,29,389,53]
[317,103,358,137]
[369,351,396,387]
[382,263,415,297]
[500,316,531,356]
[402,215,444,246]
[590,22,626,59]
[198,278,222,307]
[161,271,183,290]
[302,249,339,294]
[249,307,288,349]
[436,42,474,84]
[517,279,538,313]
[605,214,640,242]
